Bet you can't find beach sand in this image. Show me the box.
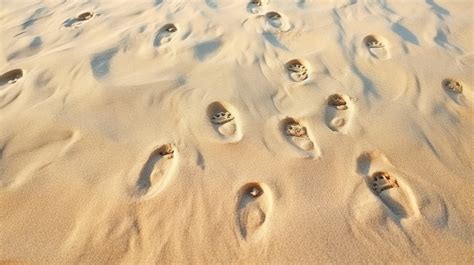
[0,0,473,263]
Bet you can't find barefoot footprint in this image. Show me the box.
[266,11,291,32]
[442,78,463,94]
[0,69,23,86]
[154,23,178,47]
[247,0,268,14]
[133,143,178,200]
[357,151,419,219]
[281,118,319,158]
[207,101,242,142]
[286,59,309,82]
[325,94,354,134]
[236,182,272,241]
[363,35,391,60]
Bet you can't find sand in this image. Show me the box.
[0,0,473,263]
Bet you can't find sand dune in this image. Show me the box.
[0,0,473,263]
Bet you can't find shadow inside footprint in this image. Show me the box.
[135,144,177,199]
[0,69,23,86]
[281,117,315,152]
[325,94,353,134]
[357,151,418,219]
[247,1,263,14]
[363,35,390,60]
[63,11,94,28]
[368,171,408,217]
[442,78,465,104]
[266,11,282,27]
[266,11,291,32]
[194,40,221,61]
[207,101,241,141]
[154,23,178,47]
[442,78,463,94]
[236,182,271,241]
[248,0,268,11]
[286,59,309,82]
[90,48,118,78]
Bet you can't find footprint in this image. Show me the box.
[247,0,269,13]
[363,35,391,60]
[154,23,178,47]
[133,143,178,200]
[357,151,419,219]
[207,101,242,142]
[442,78,463,94]
[77,12,94,21]
[265,11,291,32]
[281,118,320,158]
[63,11,95,28]
[236,182,272,241]
[286,59,309,82]
[325,94,354,134]
[0,69,23,86]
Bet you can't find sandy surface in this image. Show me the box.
[0,0,473,263]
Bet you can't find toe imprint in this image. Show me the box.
[328,94,348,110]
[281,117,318,156]
[249,186,263,197]
[154,24,178,47]
[364,35,385,48]
[357,151,418,219]
[211,111,235,125]
[247,0,268,13]
[163,23,177,33]
[158,143,175,158]
[250,0,265,6]
[77,12,93,21]
[369,171,400,195]
[0,69,23,86]
[207,101,241,141]
[443,78,463,94]
[265,11,290,31]
[266,11,282,20]
[286,59,309,82]
[325,94,353,134]
[285,122,308,138]
[366,41,385,48]
[363,35,390,60]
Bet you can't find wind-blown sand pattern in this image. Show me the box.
[0,0,473,263]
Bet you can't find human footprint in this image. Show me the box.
[363,35,391,60]
[357,151,419,219]
[325,94,354,134]
[207,101,242,143]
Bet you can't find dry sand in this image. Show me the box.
[0,0,473,263]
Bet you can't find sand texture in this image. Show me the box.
[0,0,473,263]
